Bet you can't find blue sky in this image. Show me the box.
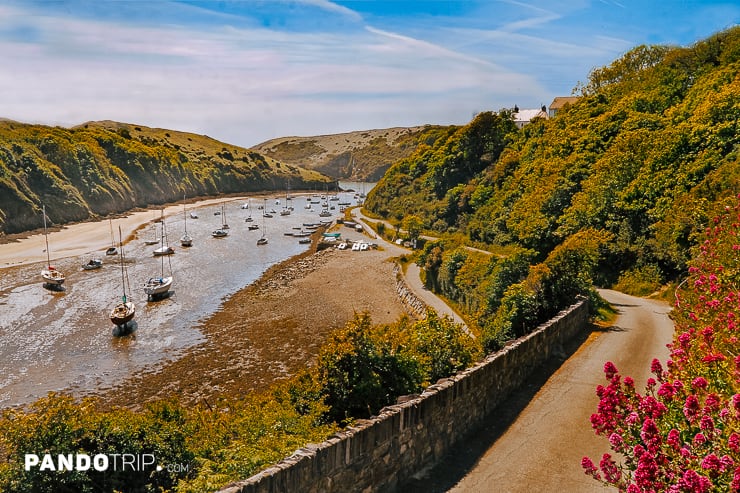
[0,1,737,147]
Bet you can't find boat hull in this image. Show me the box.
[144,276,173,296]
[153,246,175,256]
[41,269,65,285]
[110,301,135,326]
[82,259,103,270]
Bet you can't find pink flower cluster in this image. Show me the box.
[583,196,740,492]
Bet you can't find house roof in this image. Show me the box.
[549,96,580,110]
[513,108,547,123]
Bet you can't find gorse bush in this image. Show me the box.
[583,195,740,491]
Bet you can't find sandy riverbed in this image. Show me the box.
[0,196,413,410]
[0,196,255,267]
[96,243,411,409]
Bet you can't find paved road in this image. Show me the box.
[404,262,469,330]
[403,290,674,493]
[350,208,467,330]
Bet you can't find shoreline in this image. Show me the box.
[0,190,324,268]
[1,189,417,412]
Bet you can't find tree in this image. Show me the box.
[402,214,424,245]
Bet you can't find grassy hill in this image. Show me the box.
[251,126,451,181]
[0,120,332,235]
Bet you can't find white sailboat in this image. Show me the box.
[152,211,175,256]
[280,183,292,216]
[245,198,254,222]
[106,218,119,254]
[145,211,174,299]
[212,202,229,237]
[40,205,65,286]
[180,202,193,247]
[257,203,268,245]
[110,226,135,330]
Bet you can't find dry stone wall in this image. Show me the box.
[218,298,589,493]
[393,263,427,318]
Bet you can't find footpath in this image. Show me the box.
[350,208,469,333]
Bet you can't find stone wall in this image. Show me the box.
[218,298,589,493]
[393,263,427,318]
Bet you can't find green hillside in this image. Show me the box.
[367,26,740,290]
[0,120,332,235]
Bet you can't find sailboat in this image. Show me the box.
[257,203,268,245]
[145,211,174,300]
[106,218,118,255]
[110,226,135,330]
[245,198,254,222]
[144,212,159,245]
[212,202,228,237]
[280,183,292,216]
[221,202,230,229]
[40,205,66,286]
[152,211,175,256]
[180,203,193,247]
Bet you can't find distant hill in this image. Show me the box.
[252,125,452,181]
[0,120,332,235]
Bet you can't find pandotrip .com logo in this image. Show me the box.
[24,453,189,473]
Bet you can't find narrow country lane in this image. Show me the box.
[403,289,675,493]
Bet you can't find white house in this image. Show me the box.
[512,105,548,128]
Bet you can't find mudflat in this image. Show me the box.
[1,195,412,410]
[97,243,410,409]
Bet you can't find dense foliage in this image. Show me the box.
[583,195,740,491]
[0,312,476,492]
[0,121,331,235]
[367,27,740,289]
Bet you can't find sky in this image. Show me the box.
[0,1,737,148]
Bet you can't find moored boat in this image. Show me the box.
[110,226,135,331]
[82,258,103,270]
[40,205,66,286]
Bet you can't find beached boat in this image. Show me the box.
[40,205,66,286]
[152,211,174,256]
[144,275,173,299]
[257,205,268,245]
[110,226,135,330]
[106,219,119,255]
[322,232,341,238]
[82,258,103,270]
[245,198,254,222]
[145,211,174,299]
[212,202,229,238]
[180,203,193,247]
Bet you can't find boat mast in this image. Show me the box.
[42,204,51,268]
[118,226,127,303]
